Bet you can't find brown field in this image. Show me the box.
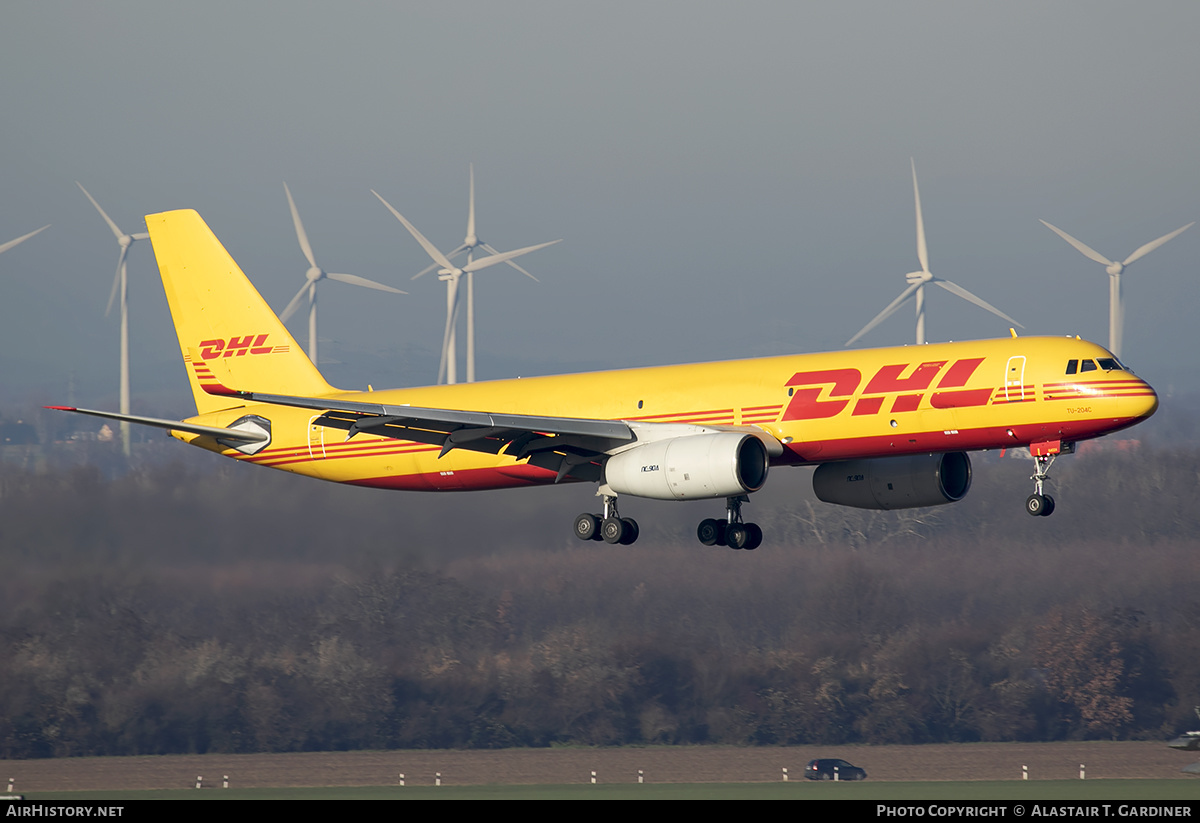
[3,742,1197,792]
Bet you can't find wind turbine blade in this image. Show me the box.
[845,283,920,346]
[462,240,561,273]
[105,246,129,317]
[466,162,476,243]
[0,225,49,255]
[279,282,311,323]
[412,260,440,281]
[130,232,150,241]
[481,242,540,281]
[932,279,1024,328]
[284,182,318,269]
[911,159,930,275]
[326,272,408,294]
[76,182,124,240]
[1039,220,1113,267]
[371,190,455,271]
[1122,222,1194,267]
[413,245,468,280]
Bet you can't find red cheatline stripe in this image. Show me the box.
[243,443,436,465]
[248,445,443,469]
[1044,389,1156,401]
[241,442,439,465]
[631,409,735,421]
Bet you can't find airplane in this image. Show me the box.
[49,210,1160,550]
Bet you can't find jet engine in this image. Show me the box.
[812,452,971,510]
[605,432,769,501]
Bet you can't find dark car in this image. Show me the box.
[805,758,867,781]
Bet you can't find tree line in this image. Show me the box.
[1,442,1198,757]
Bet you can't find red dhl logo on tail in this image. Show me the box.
[782,358,993,421]
[198,335,287,359]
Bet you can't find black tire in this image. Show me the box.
[601,516,625,544]
[573,513,599,541]
[619,517,640,545]
[1025,494,1046,516]
[726,524,749,550]
[744,523,763,551]
[697,518,725,546]
[1040,495,1056,517]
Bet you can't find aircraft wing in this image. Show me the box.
[200,381,637,483]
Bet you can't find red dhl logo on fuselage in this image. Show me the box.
[783,358,994,421]
[198,335,286,359]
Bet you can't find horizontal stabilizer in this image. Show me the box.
[46,406,269,444]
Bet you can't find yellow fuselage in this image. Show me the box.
[178,335,1157,492]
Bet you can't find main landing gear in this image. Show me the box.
[697,495,762,550]
[571,493,764,549]
[1025,449,1058,517]
[573,494,640,545]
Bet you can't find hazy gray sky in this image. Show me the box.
[2,1,1197,411]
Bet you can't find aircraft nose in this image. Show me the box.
[1124,379,1159,420]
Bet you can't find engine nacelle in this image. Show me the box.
[812,452,972,510]
[605,432,769,501]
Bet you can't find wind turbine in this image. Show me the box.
[1039,218,1193,359]
[279,183,407,365]
[0,224,49,256]
[408,164,556,383]
[77,182,148,457]
[372,189,561,385]
[847,160,1023,347]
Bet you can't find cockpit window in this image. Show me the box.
[1097,358,1122,371]
[1080,359,1097,373]
[1065,360,1078,375]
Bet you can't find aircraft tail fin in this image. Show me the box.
[145,209,336,415]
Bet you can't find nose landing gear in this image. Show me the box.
[1025,442,1070,517]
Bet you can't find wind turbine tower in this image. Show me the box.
[77,182,147,457]
[847,160,1022,347]
[1039,218,1193,359]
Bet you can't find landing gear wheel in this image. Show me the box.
[1025,494,1048,517]
[618,517,640,545]
[1039,495,1055,516]
[744,523,763,551]
[697,518,726,546]
[726,524,749,550]
[601,516,624,544]
[573,513,600,541]
[601,516,627,544]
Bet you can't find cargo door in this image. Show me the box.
[1005,355,1027,403]
[307,414,328,460]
